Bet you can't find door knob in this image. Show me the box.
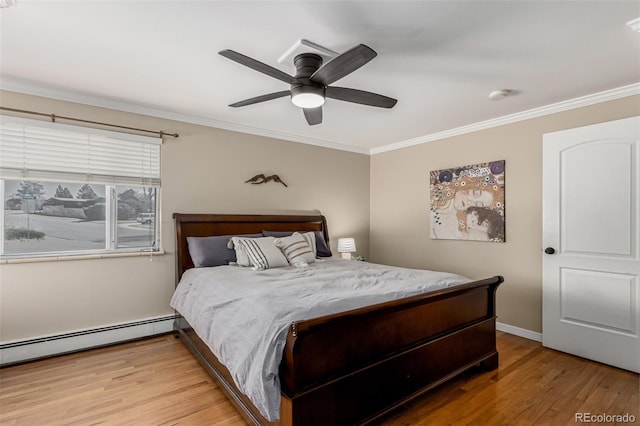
[544,247,555,254]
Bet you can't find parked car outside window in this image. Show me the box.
[136,212,155,225]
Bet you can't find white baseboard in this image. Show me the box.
[0,315,176,366]
[496,321,542,342]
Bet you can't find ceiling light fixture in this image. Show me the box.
[290,85,325,108]
[627,17,640,33]
[291,93,325,108]
[488,89,511,101]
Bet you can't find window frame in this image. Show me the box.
[0,116,162,260]
[1,180,161,260]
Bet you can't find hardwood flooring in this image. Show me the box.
[1,332,637,425]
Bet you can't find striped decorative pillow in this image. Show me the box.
[262,231,318,256]
[275,232,316,267]
[230,236,289,270]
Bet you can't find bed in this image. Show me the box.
[171,213,503,426]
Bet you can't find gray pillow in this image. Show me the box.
[187,233,261,267]
[261,230,332,257]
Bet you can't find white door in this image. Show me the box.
[543,116,640,373]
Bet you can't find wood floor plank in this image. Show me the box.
[0,332,637,425]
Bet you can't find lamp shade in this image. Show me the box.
[337,238,356,253]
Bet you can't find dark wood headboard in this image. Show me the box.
[172,213,329,284]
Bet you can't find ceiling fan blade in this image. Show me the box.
[219,50,297,85]
[229,90,291,107]
[303,107,322,125]
[310,44,377,86]
[326,86,397,108]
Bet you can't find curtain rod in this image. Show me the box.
[0,106,179,138]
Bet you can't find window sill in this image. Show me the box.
[0,250,165,265]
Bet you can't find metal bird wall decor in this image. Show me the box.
[245,174,288,187]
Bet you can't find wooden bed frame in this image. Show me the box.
[172,213,503,426]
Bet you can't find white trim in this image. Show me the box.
[0,315,175,366]
[496,321,542,342]
[371,83,640,154]
[0,249,165,264]
[2,77,638,156]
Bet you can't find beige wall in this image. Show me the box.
[369,95,640,333]
[2,89,637,343]
[0,90,370,342]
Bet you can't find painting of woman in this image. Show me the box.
[429,160,505,242]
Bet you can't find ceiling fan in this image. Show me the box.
[218,44,397,125]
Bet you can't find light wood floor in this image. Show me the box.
[1,332,637,425]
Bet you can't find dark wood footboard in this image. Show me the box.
[172,213,503,425]
[279,276,502,425]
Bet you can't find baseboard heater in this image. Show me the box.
[0,314,177,366]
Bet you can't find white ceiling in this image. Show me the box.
[1,1,639,154]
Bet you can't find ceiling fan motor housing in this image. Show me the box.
[291,53,326,107]
[290,83,325,100]
[294,53,323,79]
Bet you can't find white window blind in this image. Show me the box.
[0,116,161,186]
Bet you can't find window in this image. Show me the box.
[0,116,161,258]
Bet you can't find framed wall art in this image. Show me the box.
[429,160,505,242]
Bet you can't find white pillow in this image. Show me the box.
[230,236,289,270]
[228,236,251,266]
[275,232,316,267]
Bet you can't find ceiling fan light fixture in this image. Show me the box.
[290,85,325,108]
[291,92,325,108]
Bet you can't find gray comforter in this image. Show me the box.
[169,258,469,421]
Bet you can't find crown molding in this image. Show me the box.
[370,83,640,154]
[2,77,637,156]
[0,77,370,155]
